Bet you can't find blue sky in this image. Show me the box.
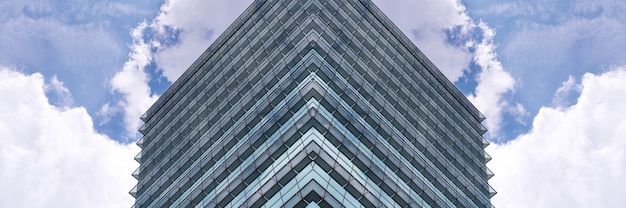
[1,0,626,207]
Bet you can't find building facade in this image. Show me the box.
[131,0,495,207]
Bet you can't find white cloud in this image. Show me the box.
[0,67,139,208]
[487,67,626,208]
[468,22,517,137]
[108,21,159,138]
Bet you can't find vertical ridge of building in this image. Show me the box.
[132,0,495,207]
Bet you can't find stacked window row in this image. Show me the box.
[136,53,486,206]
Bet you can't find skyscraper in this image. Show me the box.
[131,0,495,207]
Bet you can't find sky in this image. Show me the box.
[0,0,625,207]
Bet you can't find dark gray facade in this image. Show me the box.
[131,0,495,207]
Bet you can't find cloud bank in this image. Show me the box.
[0,67,139,208]
[488,67,626,207]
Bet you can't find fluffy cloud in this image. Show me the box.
[467,22,517,137]
[108,22,159,138]
[0,67,139,208]
[487,67,626,207]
